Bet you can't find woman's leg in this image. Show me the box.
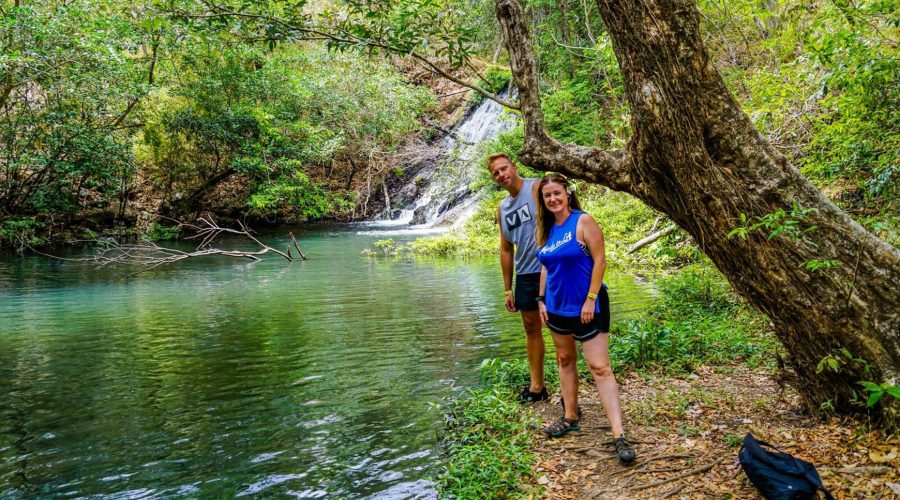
[581,333,624,436]
[551,331,580,420]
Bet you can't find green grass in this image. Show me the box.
[610,265,777,373]
[436,359,541,499]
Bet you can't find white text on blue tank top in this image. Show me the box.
[504,204,533,231]
[539,231,572,255]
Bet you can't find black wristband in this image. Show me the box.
[536,295,545,302]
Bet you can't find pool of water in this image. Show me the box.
[0,225,654,497]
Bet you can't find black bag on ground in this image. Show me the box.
[739,433,834,500]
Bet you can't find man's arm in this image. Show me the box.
[499,206,516,312]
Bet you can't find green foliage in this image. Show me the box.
[816,348,874,378]
[436,360,539,498]
[144,222,181,241]
[728,204,818,243]
[0,218,47,247]
[372,239,398,257]
[479,358,559,392]
[801,258,841,272]
[698,0,898,243]
[247,171,354,220]
[0,1,145,217]
[858,381,900,408]
[138,42,431,219]
[817,348,900,409]
[609,266,775,372]
[470,66,512,105]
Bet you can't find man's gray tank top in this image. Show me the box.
[500,178,542,275]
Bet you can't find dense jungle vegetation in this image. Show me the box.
[0,0,434,246]
[1,0,895,252]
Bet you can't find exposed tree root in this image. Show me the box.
[633,455,727,491]
[659,483,685,498]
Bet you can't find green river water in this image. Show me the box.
[0,225,653,498]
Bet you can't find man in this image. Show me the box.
[488,152,547,402]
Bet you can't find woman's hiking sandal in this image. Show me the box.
[519,386,549,403]
[543,416,581,437]
[614,435,636,463]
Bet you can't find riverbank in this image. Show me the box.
[436,268,900,498]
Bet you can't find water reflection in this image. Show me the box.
[0,226,653,497]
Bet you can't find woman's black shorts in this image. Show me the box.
[545,287,610,342]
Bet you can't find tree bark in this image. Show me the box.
[495,0,900,428]
[557,0,571,43]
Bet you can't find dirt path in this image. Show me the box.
[528,366,899,498]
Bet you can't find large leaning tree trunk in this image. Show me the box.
[495,0,899,427]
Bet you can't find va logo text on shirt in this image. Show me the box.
[505,204,533,230]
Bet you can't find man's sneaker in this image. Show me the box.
[614,435,636,463]
[543,416,581,437]
[518,386,549,403]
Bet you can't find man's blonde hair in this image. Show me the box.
[486,152,513,170]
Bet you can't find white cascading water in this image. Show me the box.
[358,90,518,236]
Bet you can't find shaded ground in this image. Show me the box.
[528,365,898,498]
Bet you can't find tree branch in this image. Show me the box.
[28,217,302,276]
[628,224,678,253]
[494,0,633,192]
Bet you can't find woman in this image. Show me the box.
[535,173,635,463]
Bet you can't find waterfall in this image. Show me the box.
[358,90,517,236]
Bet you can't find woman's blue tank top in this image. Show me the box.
[536,210,606,316]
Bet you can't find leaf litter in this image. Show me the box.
[526,365,898,499]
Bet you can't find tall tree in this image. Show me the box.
[495,0,898,427]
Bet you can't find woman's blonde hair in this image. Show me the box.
[535,173,582,247]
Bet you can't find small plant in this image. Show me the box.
[728,204,818,245]
[801,259,841,272]
[816,348,874,379]
[391,166,405,177]
[372,238,396,256]
[858,381,900,408]
[724,433,743,448]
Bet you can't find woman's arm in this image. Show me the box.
[578,214,607,323]
[538,265,549,325]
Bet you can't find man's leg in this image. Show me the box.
[521,310,545,393]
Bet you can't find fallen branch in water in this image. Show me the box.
[289,232,308,260]
[27,217,304,276]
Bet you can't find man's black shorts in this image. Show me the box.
[545,287,611,342]
[514,272,541,312]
